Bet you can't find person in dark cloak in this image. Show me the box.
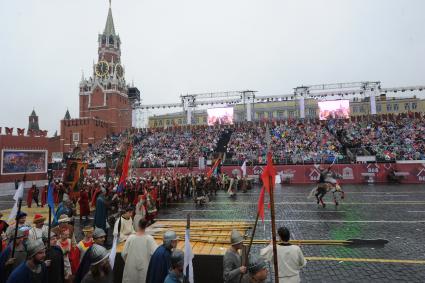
[74,228,106,283]
[94,188,108,233]
[6,239,47,283]
[0,229,27,283]
[146,230,178,283]
[43,231,64,283]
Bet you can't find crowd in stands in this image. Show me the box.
[328,117,425,161]
[132,127,223,168]
[76,115,425,168]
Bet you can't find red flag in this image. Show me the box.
[119,146,133,188]
[257,152,276,221]
[207,158,221,178]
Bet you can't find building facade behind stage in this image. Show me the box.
[148,96,425,128]
[60,5,135,153]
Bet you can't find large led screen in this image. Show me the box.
[318,100,350,120]
[1,150,47,174]
[207,107,234,125]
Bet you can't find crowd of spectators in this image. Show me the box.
[226,121,342,165]
[328,117,425,161]
[77,115,425,168]
[132,127,223,168]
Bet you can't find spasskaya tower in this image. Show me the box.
[60,2,133,153]
[78,2,131,133]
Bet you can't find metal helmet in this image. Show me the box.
[247,255,267,275]
[26,239,45,258]
[170,249,184,267]
[163,230,179,247]
[230,229,244,245]
[93,227,106,239]
[90,244,109,265]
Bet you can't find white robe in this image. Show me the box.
[121,234,158,283]
[260,244,306,283]
[28,225,48,241]
[113,216,135,242]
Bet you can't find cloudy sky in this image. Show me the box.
[1,0,424,134]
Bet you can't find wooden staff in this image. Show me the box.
[269,174,279,283]
[239,211,260,283]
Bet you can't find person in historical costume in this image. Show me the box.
[0,229,28,283]
[146,230,179,283]
[6,239,48,283]
[41,184,48,207]
[81,245,112,283]
[227,177,236,197]
[43,231,65,283]
[54,181,60,204]
[26,185,35,208]
[145,188,157,224]
[121,219,158,283]
[54,224,80,281]
[0,212,9,252]
[94,188,108,233]
[260,226,306,283]
[78,188,90,225]
[133,195,146,230]
[54,200,75,226]
[28,214,48,241]
[241,256,269,283]
[113,207,135,243]
[163,250,187,283]
[5,212,27,241]
[74,228,106,283]
[77,226,94,261]
[223,229,247,283]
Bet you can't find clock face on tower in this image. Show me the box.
[95,60,109,78]
[115,64,124,78]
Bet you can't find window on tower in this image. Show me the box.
[109,36,114,45]
[102,36,106,45]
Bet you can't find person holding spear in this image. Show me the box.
[260,226,306,283]
[223,229,247,283]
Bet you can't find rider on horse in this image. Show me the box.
[315,165,333,207]
[315,164,345,207]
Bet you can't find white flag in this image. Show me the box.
[241,160,247,177]
[184,228,194,283]
[109,234,118,269]
[8,181,24,222]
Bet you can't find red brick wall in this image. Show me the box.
[60,118,109,153]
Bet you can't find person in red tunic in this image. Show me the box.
[26,184,34,208]
[54,181,60,204]
[78,187,90,225]
[41,183,48,207]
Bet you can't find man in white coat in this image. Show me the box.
[113,207,136,243]
[121,219,158,283]
[260,226,306,283]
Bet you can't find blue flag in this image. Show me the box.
[47,183,56,222]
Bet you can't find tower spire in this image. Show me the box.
[104,2,116,36]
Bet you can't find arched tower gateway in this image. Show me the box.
[60,3,132,152]
[79,3,131,134]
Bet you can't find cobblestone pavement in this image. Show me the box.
[157,183,425,282]
[1,183,424,282]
